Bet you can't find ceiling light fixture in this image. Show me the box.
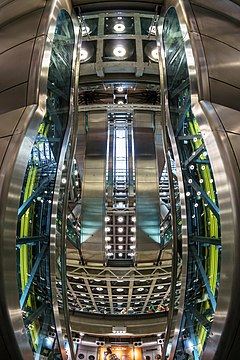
[80,49,88,61]
[151,48,159,61]
[114,23,126,32]
[149,25,156,36]
[82,25,90,36]
[113,45,126,58]
[118,216,124,222]
[117,86,124,93]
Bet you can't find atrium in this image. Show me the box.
[0,0,240,360]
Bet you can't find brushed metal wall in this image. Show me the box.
[134,111,161,264]
[80,110,108,263]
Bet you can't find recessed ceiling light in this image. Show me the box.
[96,287,103,291]
[99,295,104,298]
[118,245,123,250]
[80,49,88,61]
[117,86,124,92]
[130,236,135,242]
[113,45,126,57]
[82,25,90,36]
[105,216,110,222]
[118,100,124,105]
[105,227,111,232]
[118,227,124,233]
[131,216,136,222]
[136,295,142,299]
[151,48,159,61]
[137,288,144,292]
[149,25,156,36]
[114,23,126,32]
[117,288,124,292]
[118,253,123,257]
[76,285,83,289]
[157,285,164,290]
[118,216,124,222]
[131,227,136,233]
[105,236,111,241]
[118,237,123,242]
[117,296,123,299]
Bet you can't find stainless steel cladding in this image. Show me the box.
[80,111,108,263]
[0,0,80,359]
[134,111,161,263]
[159,1,240,359]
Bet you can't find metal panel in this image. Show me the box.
[0,39,35,93]
[0,0,46,27]
[209,78,240,112]
[0,83,28,115]
[227,133,240,170]
[0,8,44,53]
[190,0,240,22]
[0,107,25,137]
[201,35,240,90]
[134,111,161,264]
[76,112,87,180]
[0,136,11,167]
[212,103,240,134]
[81,111,108,263]
[191,4,240,51]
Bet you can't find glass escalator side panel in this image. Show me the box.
[162,7,221,359]
[16,9,75,359]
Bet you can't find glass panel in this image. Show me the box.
[16,9,75,359]
[163,7,221,359]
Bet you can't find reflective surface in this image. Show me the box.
[16,9,75,359]
[162,7,222,359]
